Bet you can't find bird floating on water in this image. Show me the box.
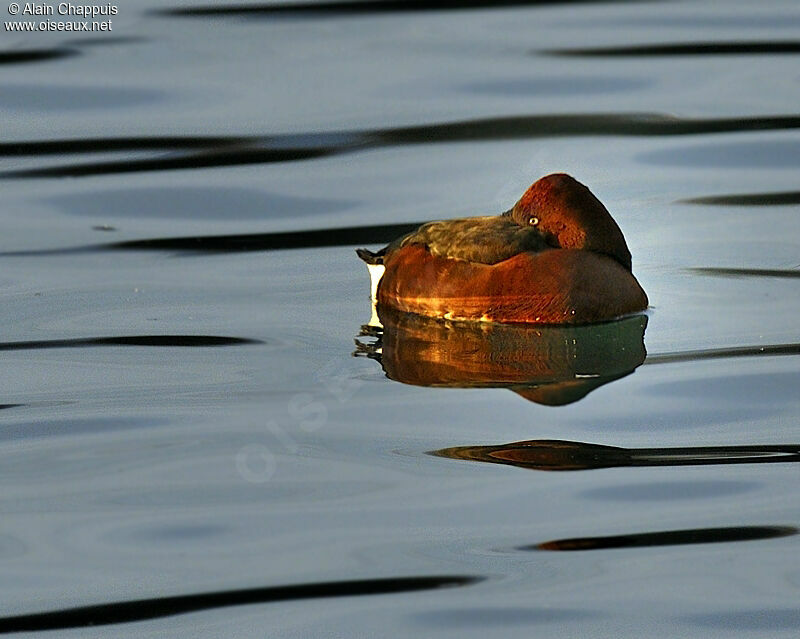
[357,173,648,324]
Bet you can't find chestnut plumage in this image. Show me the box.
[357,173,648,324]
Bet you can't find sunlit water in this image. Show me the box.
[2,1,799,637]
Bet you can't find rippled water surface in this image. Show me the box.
[3,1,800,636]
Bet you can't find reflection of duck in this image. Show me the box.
[357,173,648,324]
[355,310,647,405]
[432,439,800,471]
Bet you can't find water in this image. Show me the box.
[2,1,799,636]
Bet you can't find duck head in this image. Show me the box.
[506,173,633,271]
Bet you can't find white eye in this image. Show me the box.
[528,216,539,226]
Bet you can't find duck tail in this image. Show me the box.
[356,248,387,303]
[355,248,384,265]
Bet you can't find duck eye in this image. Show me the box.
[528,216,539,226]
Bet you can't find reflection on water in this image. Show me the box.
[533,526,797,551]
[547,41,800,56]
[0,335,260,350]
[0,49,79,65]
[433,439,800,472]
[0,576,480,634]
[157,0,651,18]
[645,342,800,365]
[0,222,424,256]
[688,267,800,280]
[4,113,800,178]
[355,311,647,405]
[681,191,800,206]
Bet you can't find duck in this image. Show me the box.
[356,173,648,324]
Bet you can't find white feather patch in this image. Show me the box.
[367,263,385,303]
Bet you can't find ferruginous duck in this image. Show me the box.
[356,173,648,324]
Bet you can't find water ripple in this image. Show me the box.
[0,48,79,65]
[688,267,800,279]
[4,113,800,178]
[533,526,797,551]
[0,137,247,156]
[547,41,800,57]
[0,335,262,350]
[681,191,800,206]
[645,343,800,364]
[432,440,800,472]
[157,0,648,18]
[0,223,423,256]
[0,576,481,633]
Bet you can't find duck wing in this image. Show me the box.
[397,216,549,265]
